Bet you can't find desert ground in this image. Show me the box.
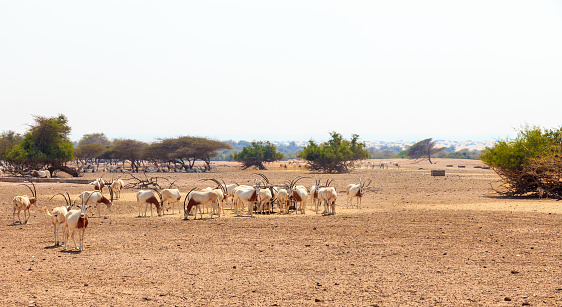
[1,159,561,306]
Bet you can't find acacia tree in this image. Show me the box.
[406,138,445,164]
[112,139,147,172]
[231,141,283,170]
[5,115,77,176]
[78,133,111,146]
[74,143,106,163]
[192,138,233,170]
[298,132,369,173]
[75,133,112,170]
[144,136,232,171]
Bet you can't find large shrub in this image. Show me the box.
[231,141,283,170]
[298,132,369,173]
[481,126,562,198]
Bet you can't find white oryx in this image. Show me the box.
[44,192,72,246]
[286,176,309,214]
[136,189,163,217]
[310,175,324,213]
[12,182,38,224]
[253,173,279,214]
[319,180,338,215]
[183,188,221,220]
[276,188,289,214]
[73,189,113,217]
[346,178,372,209]
[232,183,260,216]
[90,178,106,193]
[161,188,182,214]
[110,179,125,199]
[312,177,337,215]
[63,194,94,251]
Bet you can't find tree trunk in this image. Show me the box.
[48,163,80,177]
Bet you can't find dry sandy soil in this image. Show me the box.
[1,159,561,306]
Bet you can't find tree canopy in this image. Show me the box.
[5,115,75,174]
[112,139,147,172]
[0,130,22,161]
[78,133,112,146]
[74,143,106,161]
[405,138,445,164]
[231,141,283,170]
[297,132,369,173]
[144,136,232,171]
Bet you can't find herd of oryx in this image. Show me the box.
[11,174,373,252]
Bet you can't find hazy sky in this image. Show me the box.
[1,1,561,143]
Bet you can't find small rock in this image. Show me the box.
[522,302,530,306]
[315,298,323,303]
[511,270,520,274]
[504,297,512,301]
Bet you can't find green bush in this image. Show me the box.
[297,132,369,173]
[480,126,562,197]
[231,141,283,170]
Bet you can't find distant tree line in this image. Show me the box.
[0,114,232,177]
[221,140,481,161]
[0,114,483,178]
